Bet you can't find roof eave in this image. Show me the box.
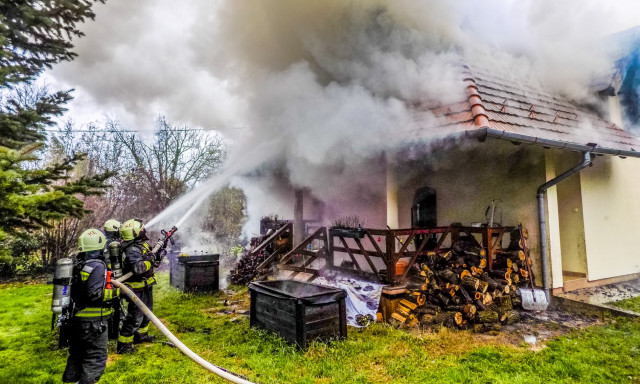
[466,127,640,159]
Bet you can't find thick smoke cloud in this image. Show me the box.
[49,0,640,232]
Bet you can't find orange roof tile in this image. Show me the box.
[418,65,640,157]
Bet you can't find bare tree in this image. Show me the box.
[111,116,225,219]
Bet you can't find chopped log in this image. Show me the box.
[479,273,503,290]
[407,315,420,328]
[458,285,473,303]
[460,269,471,280]
[491,257,513,270]
[489,269,512,280]
[473,323,503,333]
[482,292,494,306]
[428,278,440,291]
[474,299,487,311]
[421,302,441,312]
[436,292,451,306]
[512,295,522,309]
[410,292,427,306]
[495,295,513,311]
[432,311,465,328]
[444,305,467,312]
[474,292,483,300]
[416,308,437,316]
[391,312,407,324]
[437,269,459,284]
[511,262,519,274]
[396,305,412,317]
[399,299,418,311]
[477,310,499,323]
[463,304,477,317]
[454,311,464,326]
[419,314,435,324]
[477,280,489,294]
[500,310,520,325]
[461,275,481,291]
[479,258,487,269]
[497,249,525,260]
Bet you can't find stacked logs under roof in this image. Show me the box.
[389,229,532,331]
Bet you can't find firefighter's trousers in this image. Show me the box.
[62,319,108,384]
[119,286,153,342]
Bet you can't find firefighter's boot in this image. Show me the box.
[134,333,155,344]
[116,341,137,354]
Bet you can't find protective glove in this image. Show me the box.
[153,249,167,267]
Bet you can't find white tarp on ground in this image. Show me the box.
[314,277,385,327]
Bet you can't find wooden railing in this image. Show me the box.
[270,225,514,284]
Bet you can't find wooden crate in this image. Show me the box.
[170,254,219,292]
[249,280,347,348]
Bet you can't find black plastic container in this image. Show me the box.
[249,280,347,348]
[170,254,219,292]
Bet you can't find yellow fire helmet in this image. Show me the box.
[103,219,121,233]
[78,229,106,253]
[120,219,144,241]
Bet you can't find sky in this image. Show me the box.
[43,0,640,230]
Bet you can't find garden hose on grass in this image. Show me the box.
[113,274,257,384]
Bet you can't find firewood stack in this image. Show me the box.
[388,229,532,331]
[228,235,270,286]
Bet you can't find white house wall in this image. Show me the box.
[580,155,640,280]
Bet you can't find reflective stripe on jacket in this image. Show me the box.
[121,240,156,289]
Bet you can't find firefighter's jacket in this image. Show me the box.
[71,252,119,321]
[121,239,157,290]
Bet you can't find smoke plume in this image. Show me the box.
[49,0,640,233]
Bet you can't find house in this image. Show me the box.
[258,46,640,300]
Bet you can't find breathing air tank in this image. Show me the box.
[51,258,74,314]
[108,241,123,278]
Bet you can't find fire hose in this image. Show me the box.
[114,273,257,384]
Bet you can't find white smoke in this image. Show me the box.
[48,0,640,233]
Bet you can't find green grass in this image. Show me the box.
[611,295,640,313]
[1,273,640,383]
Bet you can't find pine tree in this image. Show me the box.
[0,1,112,271]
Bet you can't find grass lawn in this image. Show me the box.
[612,295,640,313]
[1,272,640,383]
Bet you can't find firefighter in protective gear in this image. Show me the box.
[102,219,123,340]
[62,229,119,384]
[103,219,121,241]
[102,219,121,267]
[117,219,160,354]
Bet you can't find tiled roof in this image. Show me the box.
[423,65,640,157]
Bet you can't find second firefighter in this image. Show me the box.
[117,219,159,354]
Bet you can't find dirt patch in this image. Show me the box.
[468,309,601,350]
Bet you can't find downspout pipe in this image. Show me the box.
[537,151,592,302]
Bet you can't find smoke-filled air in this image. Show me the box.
[50,0,640,233]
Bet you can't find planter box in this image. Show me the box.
[170,254,219,292]
[249,280,347,348]
[329,228,366,239]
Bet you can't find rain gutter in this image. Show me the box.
[536,150,592,301]
[466,127,640,159]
